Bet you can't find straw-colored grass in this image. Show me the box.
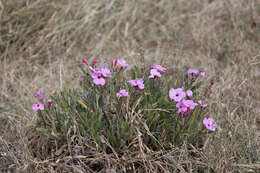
[0,0,259,172]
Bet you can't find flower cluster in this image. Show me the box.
[167,68,216,130]
[74,59,218,133]
[32,57,218,160]
[32,91,51,111]
[169,87,198,115]
[88,59,216,131]
[82,58,130,85]
[169,68,208,115]
[89,66,112,86]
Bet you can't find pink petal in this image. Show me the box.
[200,72,206,77]
[34,91,43,100]
[186,90,193,97]
[93,78,105,85]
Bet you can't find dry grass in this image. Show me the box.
[0,0,260,172]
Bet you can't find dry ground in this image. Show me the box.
[0,0,260,172]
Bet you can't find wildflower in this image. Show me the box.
[187,69,199,76]
[82,58,88,65]
[117,59,129,68]
[151,64,166,72]
[32,103,44,111]
[149,69,161,79]
[198,100,208,108]
[116,89,128,98]
[34,91,43,100]
[128,78,144,90]
[176,99,198,115]
[89,65,112,86]
[89,67,102,78]
[43,99,51,103]
[186,90,193,97]
[93,77,105,85]
[176,101,188,115]
[89,66,100,74]
[89,66,106,85]
[200,71,206,77]
[44,99,52,106]
[100,66,112,78]
[182,99,198,110]
[169,88,186,102]
[203,116,217,131]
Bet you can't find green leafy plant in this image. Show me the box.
[31,58,216,156]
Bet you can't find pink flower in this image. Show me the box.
[182,100,198,110]
[187,69,199,76]
[100,66,112,78]
[176,101,188,115]
[186,90,193,97]
[128,78,144,90]
[149,69,161,79]
[82,58,88,65]
[117,59,129,68]
[43,99,51,103]
[93,77,105,85]
[176,99,198,114]
[151,64,166,72]
[200,72,206,77]
[43,99,52,108]
[116,89,128,98]
[89,67,105,85]
[34,91,43,100]
[32,103,44,111]
[89,66,101,74]
[198,100,208,108]
[203,116,217,131]
[169,88,186,102]
[89,66,112,86]
[89,66,102,79]
[44,99,52,104]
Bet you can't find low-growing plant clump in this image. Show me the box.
[30,58,217,172]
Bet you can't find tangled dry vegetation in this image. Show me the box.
[0,0,260,172]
